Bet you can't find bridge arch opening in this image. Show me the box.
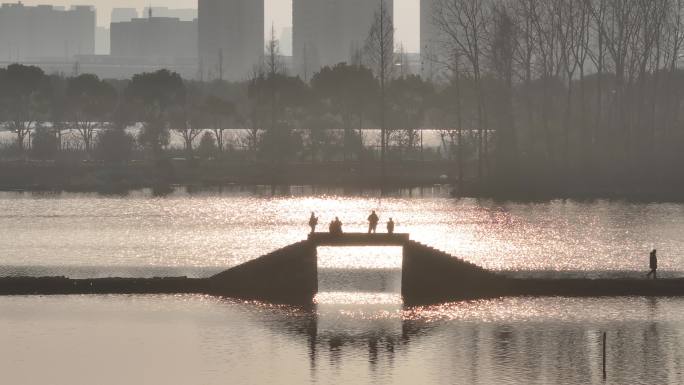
[315,246,403,304]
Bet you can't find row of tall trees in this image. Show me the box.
[431,0,684,188]
[4,0,684,193]
[0,62,450,164]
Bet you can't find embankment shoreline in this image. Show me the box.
[3,276,684,305]
[3,161,684,201]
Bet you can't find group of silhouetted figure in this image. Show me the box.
[308,211,396,236]
[309,212,664,281]
[328,216,343,235]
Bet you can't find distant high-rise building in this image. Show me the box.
[95,26,110,55]
[0,3,95,61]
[198,0,264,81]
[280,27,293,57]
[143,7,197,21]
[111,17,197,61]
[293,0,393,80]
[420,0,445,81]
[111,7,138,23]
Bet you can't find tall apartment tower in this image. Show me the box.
[143,7,197,21]
[198,0,264,81]
[111,8,138,23]
[111,17,198,61]
[293,0,393,81]
[0,3,95,61]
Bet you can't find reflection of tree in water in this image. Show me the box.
[519,328,544,381]
[433,309,684,384]
[241,298,684,384]
[553,328,593,384]
[328,336,344,368]
[622,297,682,385]
[368,336,378,368]
[493,325,514,364]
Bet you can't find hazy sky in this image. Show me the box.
[19,0,420,52]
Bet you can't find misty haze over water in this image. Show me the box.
[3,187,684,384]
[4,0,684,383]
[2,187,684,278]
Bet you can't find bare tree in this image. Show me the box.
[364,0,394,180]
[452,56,465,190]
[600,1,642,162]
[66,74,117,155]
[204,95,235,153]
[435,0,491,181]
[489,2,519,173]
[429,3,468,188]
[0,64,50,156]
[531,0,564,168]
[663,0,684,157]
[265,25,285,132]
[171,104,203,157]
[587,0,609,155]
[556,0,581,170]
[512,0,539,157]
[571,0,592,169]
[635,1,668,163]
[242,66,267,160]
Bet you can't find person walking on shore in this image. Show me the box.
[387,218,395,234]
[647,249,658,279]
[309,212,318,234]
[368,211,379,234]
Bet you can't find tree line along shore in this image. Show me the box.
[2,0,684,198]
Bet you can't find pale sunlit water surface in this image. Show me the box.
[2,187,684,278]
[3,187,684,384]
[2,295,684,385]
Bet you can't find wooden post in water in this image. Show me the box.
[602,331,607,380]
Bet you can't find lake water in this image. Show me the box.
[2,186,684,278]
[2,295,684,385]
[2,186,684,384]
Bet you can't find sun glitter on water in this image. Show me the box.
[317,246,403,269]
[314,292,402,305]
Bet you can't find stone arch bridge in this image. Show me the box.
[6,234,684,304]
[208,233,504,305]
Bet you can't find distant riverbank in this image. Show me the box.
[2,160,684,201]
[0,160,456,193]
[5,275,684,306]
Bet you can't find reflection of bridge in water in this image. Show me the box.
[208,233,502,305]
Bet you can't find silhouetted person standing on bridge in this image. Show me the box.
[368,211,379,234]
[387,218,395,234]
[647,249,658,279]
[309,212,318,234]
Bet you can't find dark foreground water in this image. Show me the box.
[2,187,684,384]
